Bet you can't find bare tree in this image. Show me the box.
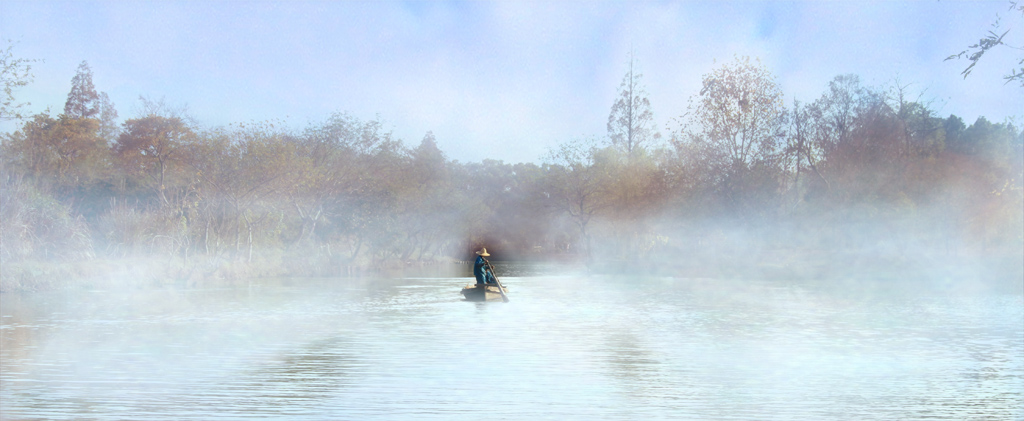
[674,56,786,173]
[545,138,614,261]
[0,40,39,122]
[608,52,660,158]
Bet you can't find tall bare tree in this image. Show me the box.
[608,53,659,158]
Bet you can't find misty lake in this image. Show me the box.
[1,267,1021,420]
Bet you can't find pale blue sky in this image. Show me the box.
[2,1,1021,163]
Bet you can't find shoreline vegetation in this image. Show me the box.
[2,56,1022,293]
[2,248,1020,293]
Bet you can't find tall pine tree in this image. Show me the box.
[64,61,99,119]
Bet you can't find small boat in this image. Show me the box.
[460,283,509,302]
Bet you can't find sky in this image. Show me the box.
[2,1,1022,164]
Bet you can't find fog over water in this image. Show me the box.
[1,270,1021,420]
[2,2,1023,419]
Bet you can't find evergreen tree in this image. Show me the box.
[64,61,100,119]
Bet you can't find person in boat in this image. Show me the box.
[474,248,497,285]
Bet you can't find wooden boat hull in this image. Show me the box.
[461,284,508,302]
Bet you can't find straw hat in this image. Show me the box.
[475,248,490,257]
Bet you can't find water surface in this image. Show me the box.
[2,273,1021,419]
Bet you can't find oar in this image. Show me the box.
[484,259,510,303]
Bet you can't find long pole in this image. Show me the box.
[484,259,510,303]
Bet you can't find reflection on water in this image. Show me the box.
[1,275,1021,420]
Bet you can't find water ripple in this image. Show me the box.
[1,277,1021,420]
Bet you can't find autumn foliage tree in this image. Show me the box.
[672,56,786,218]
[64,61,100,119]
[115,115,194,206]
[2,54,1021,288]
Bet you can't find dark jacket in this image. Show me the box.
[473,256,496,284]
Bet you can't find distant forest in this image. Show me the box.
[1,54,1022,289]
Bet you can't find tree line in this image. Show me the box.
[1,54,1021,285]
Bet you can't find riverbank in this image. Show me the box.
[0,257,260,292]
[2,248,1019,293]
[0,249,502,292]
